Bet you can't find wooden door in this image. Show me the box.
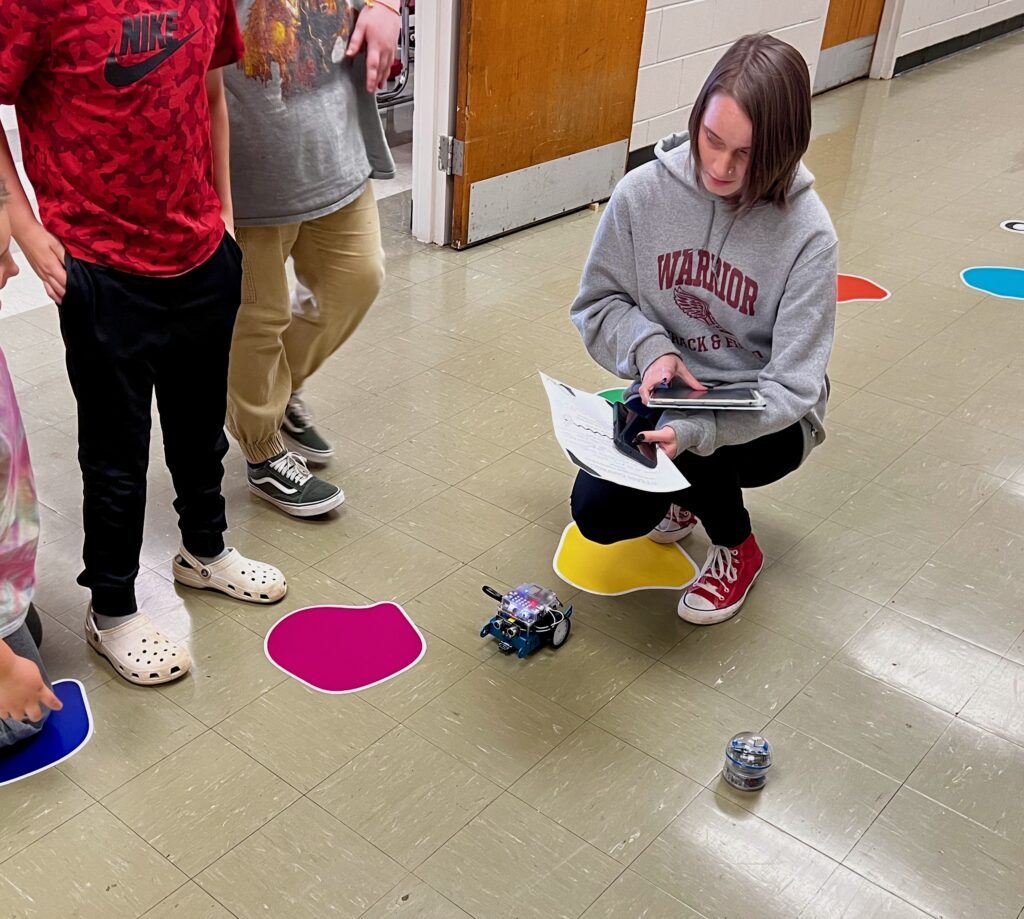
[822,0,887,50]
[449,0,646,248]
[815,0,888,92]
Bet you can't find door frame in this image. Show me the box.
[410,0,460,244]
[870,0,907,79]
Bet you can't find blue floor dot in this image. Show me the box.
[0,681,93,786]
[962,266,1024,300]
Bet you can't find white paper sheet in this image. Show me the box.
[540,373,688,493]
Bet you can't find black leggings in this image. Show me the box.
[571,422,805,548]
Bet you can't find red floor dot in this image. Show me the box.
[837,274,890,303]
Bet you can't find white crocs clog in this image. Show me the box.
[85,609,191,685]
[172,547,288,604]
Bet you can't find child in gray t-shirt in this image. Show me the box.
[224,0,400,518]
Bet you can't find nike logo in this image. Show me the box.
[104,28,197,87]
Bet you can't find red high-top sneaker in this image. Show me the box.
[647,505,699,544]
[678,533,764,624]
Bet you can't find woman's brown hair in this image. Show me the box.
[688,33,812,210]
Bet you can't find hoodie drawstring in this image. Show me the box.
[706,201,739,290]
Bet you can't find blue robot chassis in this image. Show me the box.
[479,584,573,658]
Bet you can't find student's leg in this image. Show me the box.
[226,220,345,517]
[225,225,301,464]
[570,471,677,545]
[0,621,49,748]
[284,184,384,391]
[58,258,157,618]
[156,237,289,601]
[673,422,806,624]
[154,235,243,558]
[672,422,806,546]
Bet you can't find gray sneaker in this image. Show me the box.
[247,452,344,517]
[282,392,333,465]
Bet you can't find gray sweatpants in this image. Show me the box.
[0,620,50,748]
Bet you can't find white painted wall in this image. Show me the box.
[633,0,830,151]
[893,0,1024,58]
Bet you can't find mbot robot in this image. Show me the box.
[479,584,573,658]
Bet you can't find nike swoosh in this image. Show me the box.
[104,30,198,87]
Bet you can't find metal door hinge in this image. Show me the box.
[438,135,465,176]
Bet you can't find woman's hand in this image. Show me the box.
[0,650,62,724]
[639,353,706,403]
[347,2,402,92]
[18,222,66,304]
[636,426,679,460]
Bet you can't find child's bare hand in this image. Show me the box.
[347,3,401,92]
[0,654,62,723]
[19,223,66,304]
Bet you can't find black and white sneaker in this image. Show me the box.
[247,452,344,517]
[282,392,334,465]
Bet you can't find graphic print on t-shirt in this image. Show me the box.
[104,12,199,87]
[241,0,354,99]
[0,0,244,274]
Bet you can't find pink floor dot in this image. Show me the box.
[265,603,427,694]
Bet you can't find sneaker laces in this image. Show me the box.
[657,504,688,531]
[269,451,313,487]
[667,505,691,526]
[287,394,314,430]
[693,545,738,601]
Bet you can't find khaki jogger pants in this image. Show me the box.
[227,184,384,464]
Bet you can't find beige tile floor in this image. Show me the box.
[3,32,1024,919]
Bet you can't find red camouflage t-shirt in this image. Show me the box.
[0,0,244,276]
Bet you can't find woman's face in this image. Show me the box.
[696,92,753,199]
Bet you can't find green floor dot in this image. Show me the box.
[598,388,626,404]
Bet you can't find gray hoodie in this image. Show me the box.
[571,132,838,460]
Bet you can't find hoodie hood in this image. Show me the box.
[651,131,818,284]
[654,131,816,202]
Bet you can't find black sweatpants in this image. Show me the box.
[571,422,806,548]
[58,234,243,617]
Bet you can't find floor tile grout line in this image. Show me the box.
[352,872,466,919]
[298,715,524,891]
[837,717,991,854]
[656,629,831,716]
[406,782,638,919]
[834,769,1017,919]
[0,777,98,868]
[886,597,1020,659]
[809,605,1002,721]
[827,862,943,919]
[144,878,246,919]
[897,763,1024,847]
[774,516,917,608]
